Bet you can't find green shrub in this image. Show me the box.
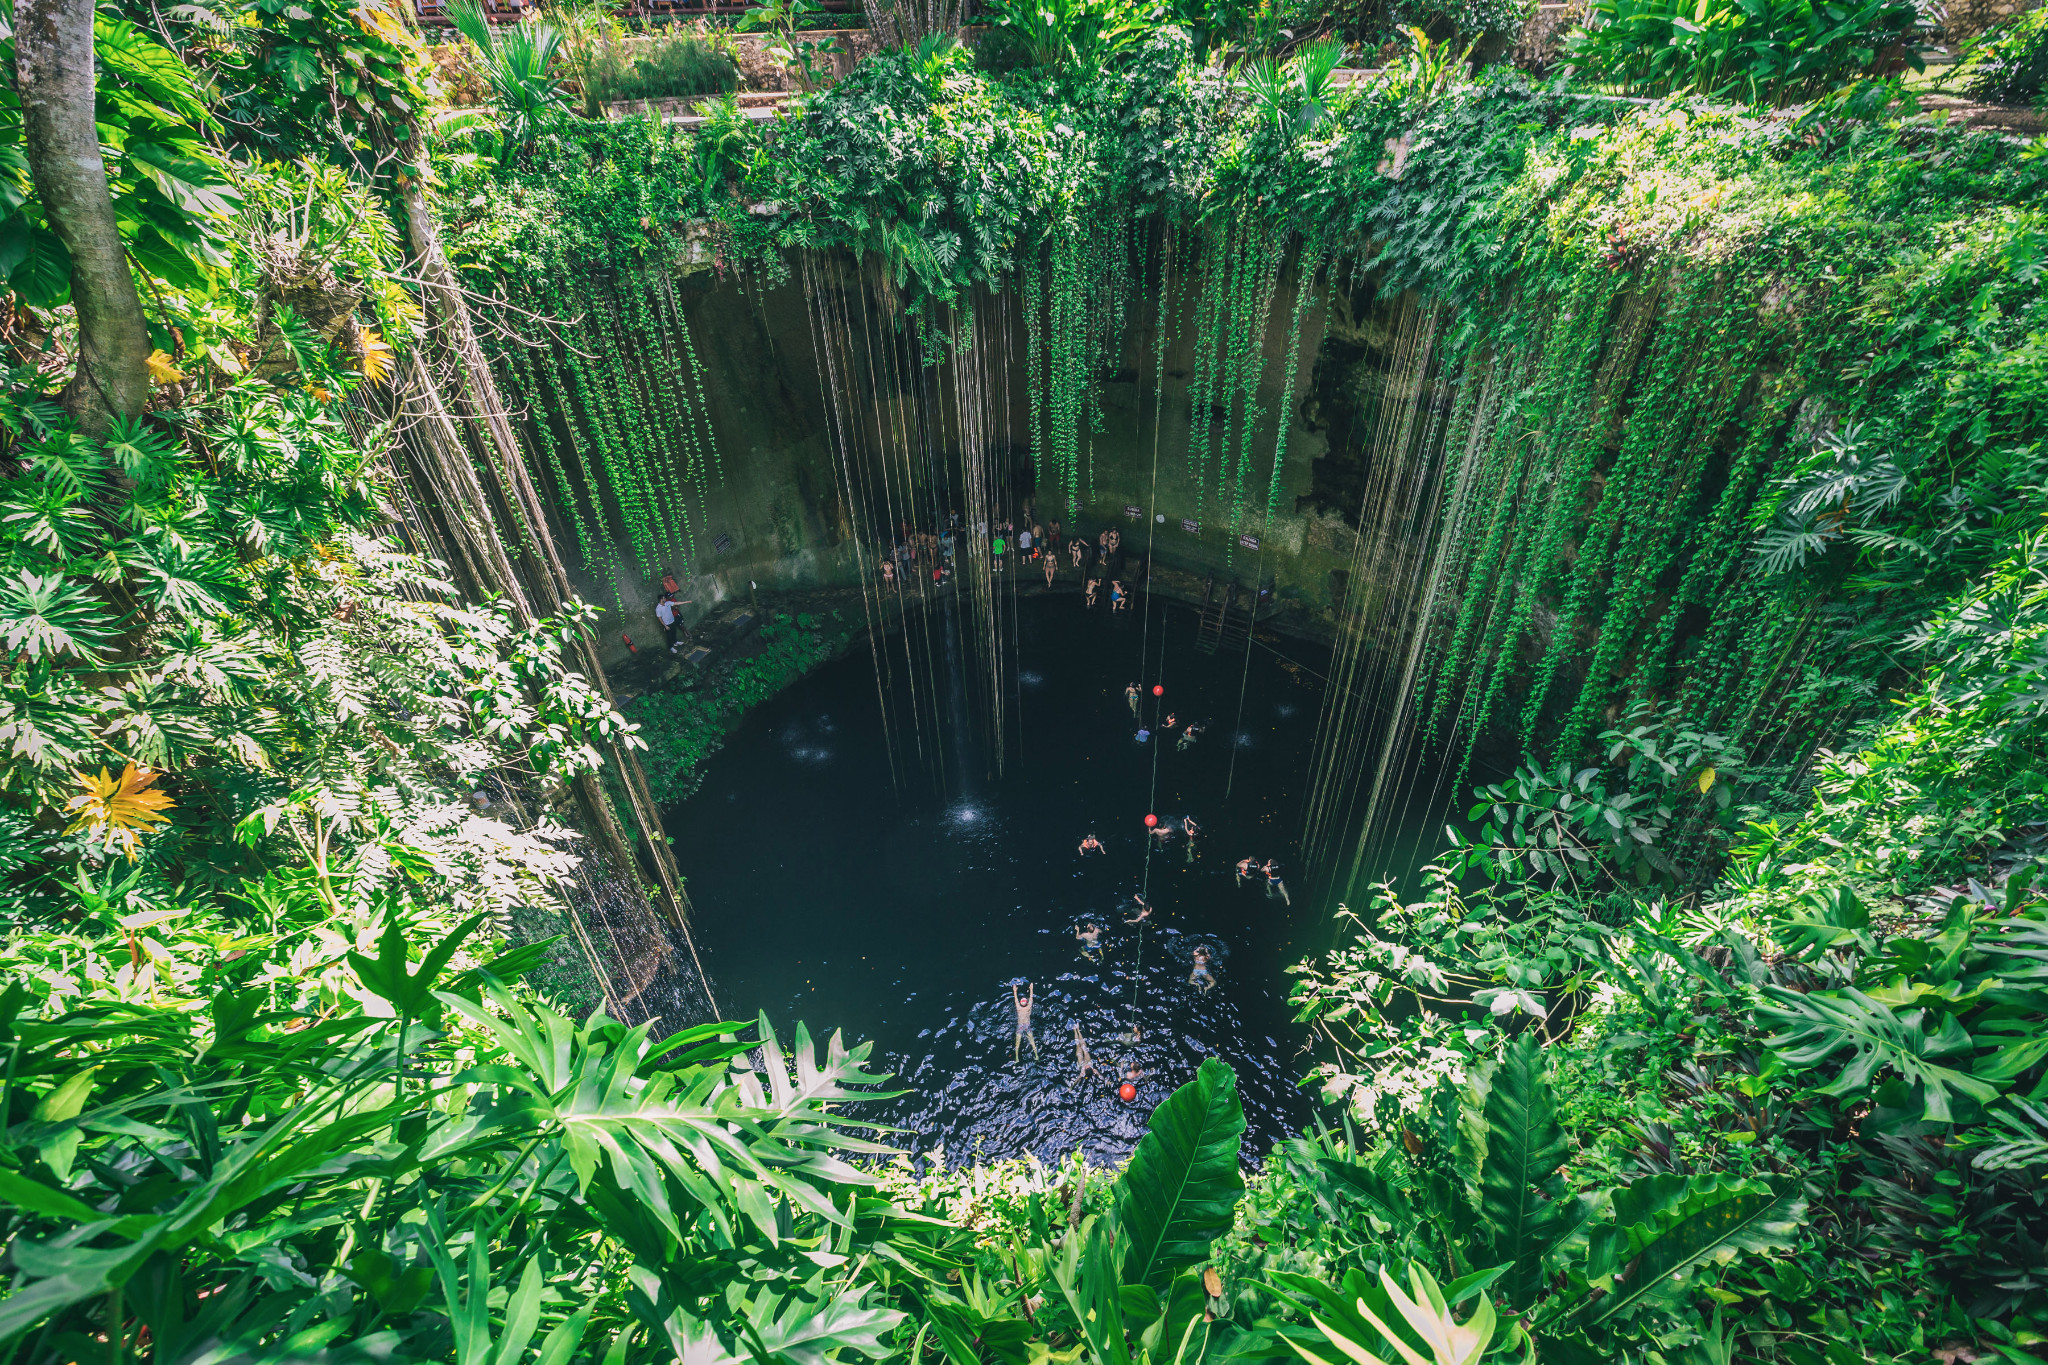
[564,26,740,112]
[1952,3,2048,106]
[1561,0,1928,105]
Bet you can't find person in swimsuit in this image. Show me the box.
[1190,947,1216,993]
[1163,713,1177,730]
[1150,820,1174,851]
[1070,538,1085,570]
[1042,551,1056,588]
[1182,815,1200,864]
[1111,581,1129,612]
[1012,981,1038,1062]
[1263,859,1291,906]
[1072,1021,1100,1085]
[1178,722,1203,751]
[1236,856,1258,886]
[1079,833,1104,856]
[1075,921,1103,960]
[1126,683,1140,717]
[1124,894,1152,925]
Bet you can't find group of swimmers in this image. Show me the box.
[873,512,1146,604]
[1127,685,1206,749]
[1236,856,1291,905]
[1008,980,1153,1095]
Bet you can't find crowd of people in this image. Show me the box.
[875,507,1139,612]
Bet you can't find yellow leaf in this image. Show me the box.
[306,384,334,403]
[1696,766,1716,794]
[146,349,186,385]
[1203,1266,1223,1298]
[355,2,405,42]
[63,763,175,860]
[357,328,395,386]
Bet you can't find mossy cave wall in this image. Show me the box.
[519,250,1412,666]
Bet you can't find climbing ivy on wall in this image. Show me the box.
[443,47,2048,772]
[1018,213,1139,513]
[489,245,727,604]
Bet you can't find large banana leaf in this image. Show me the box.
[1115,1056,1247,1290]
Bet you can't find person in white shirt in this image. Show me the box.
[654,596,679,650]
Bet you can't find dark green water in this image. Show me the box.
[673,592,1346,1166]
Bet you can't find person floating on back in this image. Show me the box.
[1011,981,1038,1062]
[1190,947,1217,993]
[1072,1021,1100,1086]
[1125,894,1152,925]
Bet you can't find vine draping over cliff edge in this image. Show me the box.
[444,45,2048,786]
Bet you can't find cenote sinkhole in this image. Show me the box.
[672,591,1440,1166]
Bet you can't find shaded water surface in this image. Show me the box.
[672,593,1337,1166]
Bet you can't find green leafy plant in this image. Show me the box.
[1950,4,2048,107]
[1561,0,1929,105]
[449,0,570,162]
[981,0,1165,71]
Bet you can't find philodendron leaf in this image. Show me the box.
[1760,984,1999,1122]
[1116,1056,1246,1290]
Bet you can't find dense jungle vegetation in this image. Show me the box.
[3,0,2048,1359]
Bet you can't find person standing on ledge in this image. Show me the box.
[1011,981,1038,1062]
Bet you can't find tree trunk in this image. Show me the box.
[13,0,152,432]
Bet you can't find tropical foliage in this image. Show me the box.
[6,0,2048,1362]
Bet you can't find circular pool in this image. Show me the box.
[672,590,1337,1166]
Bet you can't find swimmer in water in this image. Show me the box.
[1190,947,1216,993]
[1163,713,1177,730]
[1011,981,1038,1062]
[1123,1059,1142,1086]
[1125,682,1140,717]
[1079,832,1105,855]
[1263,859,1291,907]
[1182,815,1200,863]
[1150,820,1174,849]
[1125,894,1152,925]
[1236,856,1258,886]
[1072,1022,1100,1085]
[1074,921,1103,959]
[1178,721,1203,751]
